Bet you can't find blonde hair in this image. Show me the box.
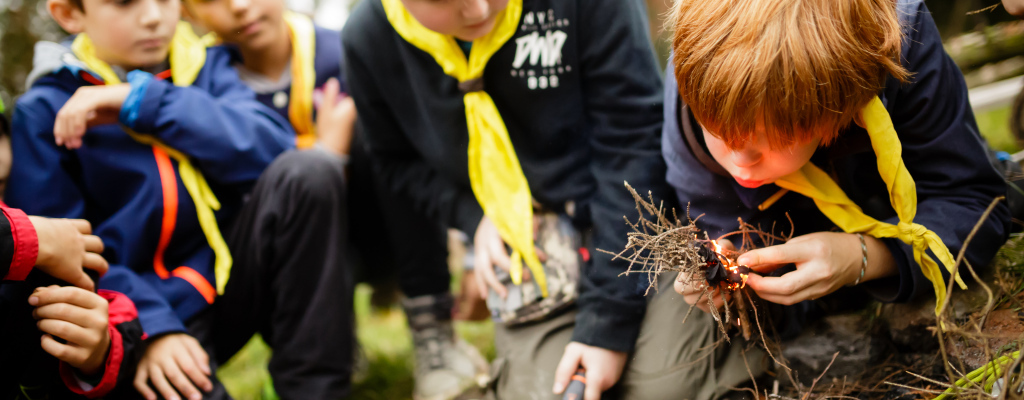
[671,0,910,149]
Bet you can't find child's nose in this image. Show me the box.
[138,0,161,27]
[730,147,762,168]
[230,0,251,13]
[462,0,490,22]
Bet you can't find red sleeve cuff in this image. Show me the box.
[2,207,37,281]
[59,322,123,398]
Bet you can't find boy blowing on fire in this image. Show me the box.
[663,0,1012,394]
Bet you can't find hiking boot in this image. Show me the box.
[403,293,489,400]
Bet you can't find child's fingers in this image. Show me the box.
[33,301,103,331]
[37,319,93,347]
[183,336,211,376]
[67,108,86,149]
[83,252,109,277]
[31,286,105,310]
[320,78,339,111]
[161,356,203,400]
[173,350,212,393]
[40,333,89,366]
[69,219,93,235]
[535,246,548,263]
[486,234,512,271]
[149,363,185,400]
[134,366,158,400]
[64,269,96,292]
[745,270,816,305]
[552,344,582,394]
[736,242,811,273]
[338,96,357,120]
[474,246,507,299]
[83,233,104,253]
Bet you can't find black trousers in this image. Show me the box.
[347,132,450,298]
[197,150,354,400]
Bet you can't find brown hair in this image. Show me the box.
[671,0,910,149]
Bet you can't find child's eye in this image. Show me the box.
[114,0,134,7]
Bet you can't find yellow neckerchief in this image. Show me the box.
[381,0,548,297]
[72,22,234,295]
[202,12,317,148]
[774,96,965,315]
[283,12,317,149]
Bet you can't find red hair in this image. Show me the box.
[671,0,910,149]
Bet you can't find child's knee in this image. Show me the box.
[264,150,348,204]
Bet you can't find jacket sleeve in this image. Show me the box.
[861,1,1011,302]
[341,16,486,236]
[59,290,143,399]
[571,0,675,353]
[119,49,295,186]
[7,95,187,337]
[0,204,38,281]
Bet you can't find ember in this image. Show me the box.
[697,240,750,291]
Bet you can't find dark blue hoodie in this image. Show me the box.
[7,40,294,337]
[662,0,1011,304]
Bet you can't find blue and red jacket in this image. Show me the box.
[7,41,295,338]
[0,202,144,398]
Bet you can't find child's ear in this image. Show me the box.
[48,0,85,34]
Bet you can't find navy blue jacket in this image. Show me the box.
[7,42,294,337]
[343,0,673,352]
[231,25,346,121]
[662,0,1011,303]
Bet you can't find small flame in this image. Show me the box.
[710,240,749,291]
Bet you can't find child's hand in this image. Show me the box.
[29,285,111,376]
[134,333,213,400]
[54,84,130,149]
[1004,0,1024,17]
[30,216,108,292]
[675,239,733,313]
[472,215,548,299]
[552,342,627,400]
[315,78,357,156]
[738,232,895,305]
[473,216,512,299]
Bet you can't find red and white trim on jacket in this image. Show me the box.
[1,204,38,281]
[59,290,138,399]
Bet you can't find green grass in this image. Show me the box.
[216,284,495,400]
[977,105,1020,153]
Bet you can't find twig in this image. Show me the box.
[803,352,840,399]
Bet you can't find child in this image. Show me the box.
[181,3,488,398]
[0,99,143,399]
[342,0,710,398]
[664,0,1011,394]
[7,0,354,398]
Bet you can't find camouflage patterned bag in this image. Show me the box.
[486,212,583,326]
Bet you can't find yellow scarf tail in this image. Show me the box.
[283,12,318,149]
[774,96,964,315]
[71,22,234,295]
[200,13,317,149]
[381,0,547,297]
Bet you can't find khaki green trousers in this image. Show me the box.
[488,276,765,400]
